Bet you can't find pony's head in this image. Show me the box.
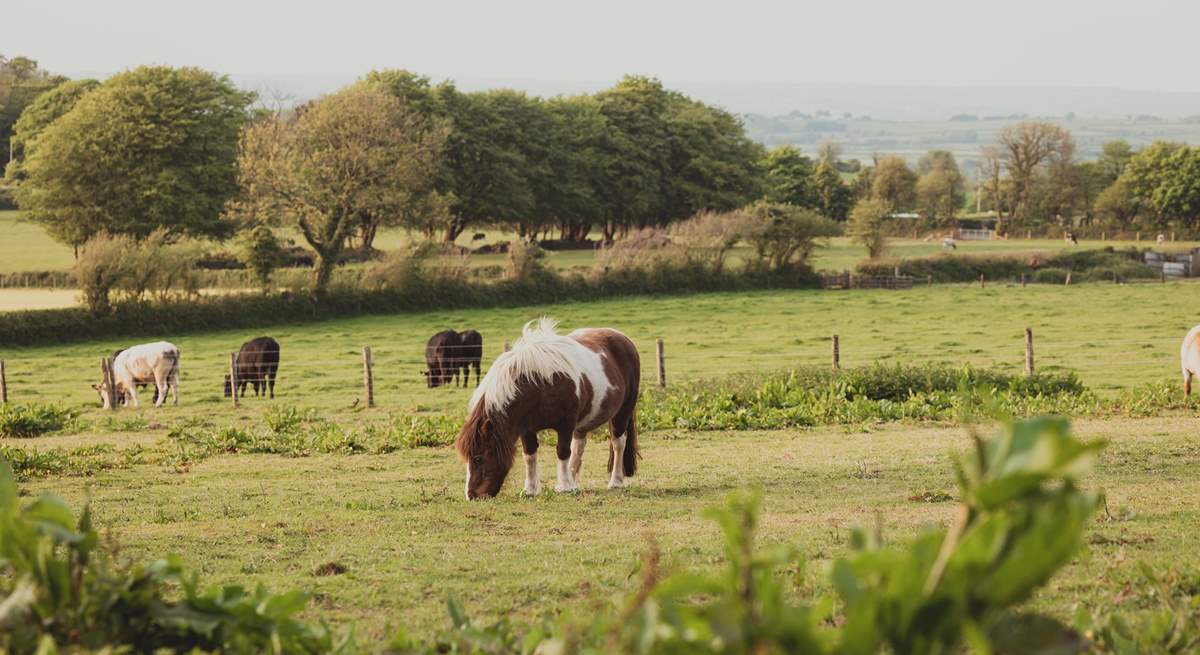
[455,402,516,499]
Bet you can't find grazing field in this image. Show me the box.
[3,284,1200,641]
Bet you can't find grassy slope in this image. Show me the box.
[2,283,1196,414]
[4,283,1200,641]
[16,418,1199,641]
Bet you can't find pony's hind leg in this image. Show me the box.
[554,427,579,492]
[521,433,540,496]
[569,431,588,484]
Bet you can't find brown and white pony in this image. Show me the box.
[1181,324,1200,396]
[455,318,640,499]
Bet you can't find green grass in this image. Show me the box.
[3,283,1200,643]
[12,417,1197,642]
[0,211,77,273]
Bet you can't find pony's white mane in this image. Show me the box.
[469,317,583,414]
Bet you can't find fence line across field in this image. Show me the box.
[0,330,1184,407]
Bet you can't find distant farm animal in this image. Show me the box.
[1157,233,1166,246]
[456,318,640,499]
[224,336,280,399]
[425,330,462,388]
[94,341,180,408]
[471,232,487,241]
[1065,231,1078,245]
[1181,325,1200,397]
[424,330,483,388]
[456,329,483,387]
[942,237,957,250]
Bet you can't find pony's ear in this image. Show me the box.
[481,417,491,434]
[91,384,100,390]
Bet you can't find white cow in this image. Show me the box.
[1181,325,1200,397]
[94,341,180,408]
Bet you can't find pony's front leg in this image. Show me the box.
[521,433,540,496]
[554,428,579,492]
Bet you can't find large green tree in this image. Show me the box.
[0,55,64,165]
[4,78,99,181]
[811,159,853,221]
[994,121,1075,225]
[868,155,918,212]
[231,83,445,295]
[1118,141,1200,227]
[760,145,815,208]
[915,150,964,227]
[15,66,253,250]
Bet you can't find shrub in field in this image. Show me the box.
[0,402,81,438]
[848,196,891,259]
[396,416,1103,654]
[641,363,1090,430]
[1033,267,1071,284]
[240,225,288,290]
[74,232,133,314]
[505,239,551,283]
[743,200,841,273]
[857,247,1158,284]
[0,457,353,653]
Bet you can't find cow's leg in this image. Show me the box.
[152,370,168,407]
[520,433,540,496]
[1185,370,1193,398]
[126,384,141,408]
[171,367,179,405]
[474,362,481,387]
[569,431,587,484]
[268,370,276,399]
[554,426,579,492]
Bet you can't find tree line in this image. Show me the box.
[4,55,1200,295]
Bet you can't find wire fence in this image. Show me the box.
[0,328,1186,410]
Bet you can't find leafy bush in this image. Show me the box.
[0,403,81,438]
[641,363,1091,430]
[240,225,287,289]
[74,230,202,313]
[848,196,891,259]
[395,416,1103,654]
[743,200,841,272]
[1033,267,1070,284]
[857,247,1158,284]
[0,457,353,653]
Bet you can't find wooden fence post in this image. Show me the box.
[1064,271,1072,285]
[1101,231,1106,241]
[1172,231,1176,242]
[832,334,840,371]
[655,339,666,388]
[1020,273,1027,287]
[0,359,7,404]
[1024,328,1034,376]
[362,346,375,408]
[927,274,933,287]
[979,273,985,288]
[101,357,117,410]
[1136,231,1141,242]
[229,353,239,407]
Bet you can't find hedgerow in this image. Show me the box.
[0,264,819,347]
[856,246,1160,283]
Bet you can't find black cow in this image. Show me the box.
[424,330,483,388]
[224,336,280,399]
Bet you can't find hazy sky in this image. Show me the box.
[8,0,1197,92]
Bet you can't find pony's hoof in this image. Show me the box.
[521,485,541,497]
[607,479,626,489]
